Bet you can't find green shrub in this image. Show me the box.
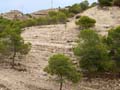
[26,14,32,18]
[75,15,81,19]
[36,17,50,25]
[69,4,81,14]
[48,11,67,24]
[57,12,67,23]
[80,0,89,11]
[90,2,98,7]
[0,17,31,68]
[106,26,120,72]
[74,29,115,73]
[69,0,89,14]
[98,0,113,7]
[113,0,120,7]
[76,16,96,29]
[59,9,74,18]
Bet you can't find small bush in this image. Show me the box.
[59,9,74,18]
[75,15,81,19]
[69,0,89,14]
[98,0,113,7]
[69,4,82,14]
[26,14,32,18]
[76,16,96,29]
[113,0,120,7]
[90,2,98,7]
[80,0,89,11]
[48,11,67,24]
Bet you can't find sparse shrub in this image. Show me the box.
[69,0,89,14]
[76,16,96,29]
[80,0,89,11]
[48,11,67,24]
[48,11,58,17]
[23,19,37,27]
[98,0,113,7]
[75,15,81,19]
[113,0,120,7]
[36,17,50,25]
[26,14,32,18]
[69,4,82,14]
[59,9,74,18]
[56,11,67,23]
[90,2,98,7]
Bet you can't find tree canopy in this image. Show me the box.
[106,26,120,72]
[44,54,80,90]
[0,17,31,69]
[74,29,115,73]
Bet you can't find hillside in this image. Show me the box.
[81,6,120,35]
[0,6,120,90]
[0,9,58,20]
[0,10,29,20]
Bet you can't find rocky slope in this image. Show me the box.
[0,6,120,90]
[0,18,80,90]
[81,6,120,35]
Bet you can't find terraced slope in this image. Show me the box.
[0,18,79,90]
[0,6,120,90]
[81,6,120,35]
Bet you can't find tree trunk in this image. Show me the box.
[60,75,63,90]
[11,51,16,69]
